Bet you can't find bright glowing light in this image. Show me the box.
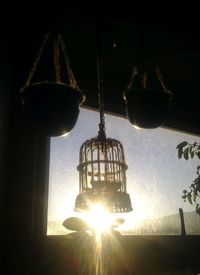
[133,124,141,130]
[85,204,112,233]
[62,132,70,137]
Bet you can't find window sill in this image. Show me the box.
[37,235,200,274]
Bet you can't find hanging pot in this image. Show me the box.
[21,82,85,137]
[123,87,172,129]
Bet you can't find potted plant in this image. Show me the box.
[176,141,200,215]
[20,32,85,137]
[123,67,173,129]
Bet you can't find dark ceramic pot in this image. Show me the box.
[123,88,172,129]
[21,82,85,137]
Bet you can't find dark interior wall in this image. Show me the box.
[0,36,9,226]
[0,13,46,274]
[0,40,33,275]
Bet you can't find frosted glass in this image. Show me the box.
[47,107,200,235]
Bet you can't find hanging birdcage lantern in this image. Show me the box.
[74,129,132,213]
[74,23,132,213]
[20,32,85,137]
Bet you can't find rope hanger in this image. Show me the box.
[129,23,170,93]
[96,20,106,139]
[21,32,80,91]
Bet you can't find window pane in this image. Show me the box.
[47,107,200,235]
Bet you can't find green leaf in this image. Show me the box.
[191,151,195,158]
[183,147,189,160]
[196,205,200,215]
[196,152,200,159]
[176,141,188,149]
[187,193,193,205]
[176,141,188,159]
[190,182,195,188]
[196,183,200,192]
[193,191,197,202]
[196,166,200,175]
[177,149,183,159]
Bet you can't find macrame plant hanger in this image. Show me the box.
[123,23,173,129]
[20,32,85,137]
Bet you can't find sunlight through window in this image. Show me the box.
[47,107,200,235]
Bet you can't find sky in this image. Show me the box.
[48,107,200,234]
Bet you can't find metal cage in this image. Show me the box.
[74,135,132,213]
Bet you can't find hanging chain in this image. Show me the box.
[22,32,50,90]
[96,23,106,137]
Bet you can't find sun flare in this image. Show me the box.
[85,204,112,233]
